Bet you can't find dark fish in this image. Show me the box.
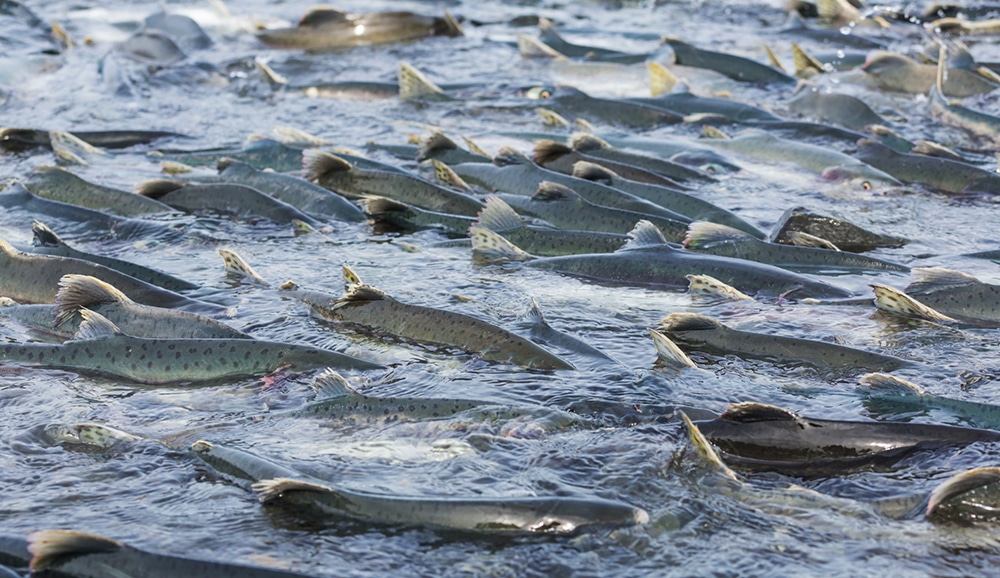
[861,51,998,96]
[569,132,714,183]
[768,206,907,252]
[532,140,688,189]
[926,467,1000,523]
[900,268,1000,325]
[660,37,795,84]
[23,166,175,217]
[852,139,1000,195]
[0,127,183,152]
[786,88,889,132]
[629,90,784,124]
[136,179,321,226]
[360,197,474,235]
[861,373,1000,431]
[525,85,683,128]
[532,18,649,64]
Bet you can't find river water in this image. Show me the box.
[2,0,1000,575]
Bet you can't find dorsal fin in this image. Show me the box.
[910,140,962,161]
[787,231,840,250]
[218,248,269,286]
[342,265,363,287]
[252,477,334,503]
[55,274,133,327]
[398,62,448,101]
[73,308,123,340]
[272,125,330,146]
[647,61,681,96]
[623,220,668,249]
[700,126,730,139]
[493,146,531,166]
[28,530,123,572]
[134,178,184,199]
[442,8,463,37]
[680,411,738,479]
[333,284,390,310]
[32,220,66,247]
[858,372,925,396]
[311,368,360,399]
[575,118,595,132]
[418,131,459,161]
[463,137,490,158]
[532,140,574,165]
[359,196,410,217]
[658,312,725,333]
[475,195,525,232]
[686,274,752,301]
[298,6,348,27]
[536,107,570,128]
[431,159,471,190]
[469,226,535,261]
[572,160,618,182]
[0,237,19,257]
[792,43,825,77]
[524,297,546,325]
[763,44,785,73]
[927,467,1000,519]
[254,56,287,87]
[278,280,299,292]
[683,221,752,249]
[906,267,981,296]
[649,329,697,369]
[721,402,799,422]
[533,181,582,202]
[518,34,567,59]
[302,149,352,182]
[871,284,956,323]
[570,132,610,152]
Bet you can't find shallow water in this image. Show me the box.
[3,0,1000,575]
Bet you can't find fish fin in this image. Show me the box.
[683,221,751,249]
[906,267,981,296]
[574,118,596,132]
[569,132,610,152]
[532,140,573,165]
[311,368,359,399]
[302,149,351,182]
[31,220,65,248]
[254,56,287,87]
[787,231,840,250]
[533,181,582,202]
[191,439,213,452]
[493,146,531,167]
[342,265,363,287]
[858,372,925,396]
[649,329,697,369]
[398,62,448,101]
[431,159,471,191]
[524,297,546,325]
[700,126,730,139]
[297,6,348,27]
[817,0,845,21]
[442,8,463,37]
[272,125,330,146]
[536,107,570,128]
[55,275,132,327]
[975,66,1000,85]
[720,402,800,423]
[134,178,184,199]
[658,312,724,332]
[463,137,490,158]
[791,43,825,77]
[51,19,74,50]
[27,530,123,572]
[647,61,680,96]
[0,297,18,306]
[680,411,738,480]
[686,274,752,301]
[927,467,1000,518]
[334,284,389,310]
[871,284,956,323]
[161,160,194,175]
[469,226,534,261]
[278,280,299,292]
[910,140,962,161]
[216,156,242,172]
[763,44,785,73]
[417,131,459,161]
[623,220,668,249]
[218,249,269,287]
[475,195,524,232]
[360,196,411,218]
[49,130,108,158]
[0,237,19,257]
[518,34,567,60]
[252,477,335,503]
[572,160,618,182]
[73,308,122,340]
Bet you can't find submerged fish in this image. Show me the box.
[861,51,998,96]
[23,166,175,217]
[136,180,320,226]
[926,467,1000,524]
[192,440,648,533]
[525,85,683,129]
[257,8,462,51]
[533,18,647,64]
[471,221,853,299]
[860,373,1000,430]
[659,312,916,372]
[786,88,889,132]
[279,280,572,370]
[532,140,688,189]
[928,48,1000,148]
[852,139,1000,195]
[0,128,183,152]
[568,133,714,184]
[361,196,474,235]
[0,309,381,384]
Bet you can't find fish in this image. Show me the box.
[192,440,648,533]
[895,268,1000,325]
[929,46,1000,148]
[533,18,648,64]
[43,421,143,450]
[861,51,998,96]
[683,221,909,273]
[775,13,884,49]
[153,138,308,172]
[660,37,795,84]
[471,221,854,299]
[649,328,698,369]
[257,8,462,51]
[930,17,1000,35]
[571,161,765,238]
[215,158,365,222]
[278,279,573,370]
[695,402,1000,475]
[0,127,183,152]
[517,298,617,363]
[852,139,1000,195]
[686,274,753,302]
[790,43,868,75]
[568,133,715,184]
[0,308,382,384]
[22,166,176,217]
[144,12,213,51]
[416,131,491,165]
[524,84,684,128]
[27,529,314,577]
[135,180,321,226]
[658,312,917,372]
[629,85,784,124]
[926,467,1000,523]
[786,88,889,132]
[532,139,689,190]
[767,206,907,252]
[360,196,474,236]
[119,30,185,65]
[51,274,249,339]
[870,283,958,324]
[0,237,213,311]
[474,195,629,256]
[304,150,484,216]
[860,373,1000,430]
[27,221,198,292]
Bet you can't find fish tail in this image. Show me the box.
[469,226,534,261]
[28,530,123,571]
[871,284,956,323]
[649,329,697,368]
[218,249,269,287]
[398,62,447,101]
[302,149,351,182]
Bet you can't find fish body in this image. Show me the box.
[0,128,183,151]
[568,133,715,184]
[775,13,884,49]
[136,180,320,226]
[535,18,644,62]
[786,89,888,131]
[23,166,175,216]
[257,9,461,51]
[630,91,783,123]
[926,468,1000,523]
[361,197,474,235]
[533,140,688,189]
[154,139,308,172]
[862,51,998,96]
[534,85,683,128]
[900,268,1000,324]
[852,139,1000,195]
[768,206,906,252]
[861,373,1000,430]
[661,38,795,84]
[929,86,1000,147]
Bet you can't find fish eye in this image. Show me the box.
[525,86,553,99]
[860,180,872,190]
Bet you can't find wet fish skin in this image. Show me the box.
[533,140,689,190]
[926,467,1000,523]
[0,128,183,152]
[136,180,321,226]
[23,166,175,217]
[629,91,784,124]
[861,51,998,96]
[775,13,884,49]
[929,85,1000,148]
[900,268,1000,325]
[282,282,573,370]
[257,9,461,51]
[361,196,474,236]
[768,206,907,252]
[683,221,909,273]
[860,373,1000,431]
[569,133,715,184]
[27,529,312,578]
[533,85,684,128]
[659,312,917,372]
[661,37,795,84]
[852,139,1000,195]
[535,18,643,62]
[0,309,381,384]
[786,89,889,132]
